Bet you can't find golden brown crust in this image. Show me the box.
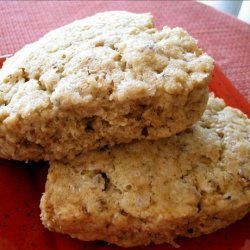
[40,95,250,247]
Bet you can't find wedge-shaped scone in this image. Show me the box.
[40,95,250,247]
[0,11,213,161]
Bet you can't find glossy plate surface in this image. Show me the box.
[0,58,249,250]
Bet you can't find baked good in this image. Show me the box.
[40,94,250,247]
[0,11,213,161]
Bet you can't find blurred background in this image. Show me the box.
[199,0,250,23]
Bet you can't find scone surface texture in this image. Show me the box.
[40,95,250,247]
[0,11,213,161]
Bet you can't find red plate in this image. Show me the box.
[0,57,249,250]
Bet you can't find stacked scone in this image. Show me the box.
[0,11,249,247]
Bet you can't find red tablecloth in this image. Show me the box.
[0,1,249,101]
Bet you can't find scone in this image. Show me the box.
[0,11,213,161]
[40,95,250,247]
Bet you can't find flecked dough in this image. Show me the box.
[0,11,213,160]
[40,95,250,247]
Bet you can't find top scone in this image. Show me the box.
[0,11,214,161]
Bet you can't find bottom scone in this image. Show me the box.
[40,95,250,247]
